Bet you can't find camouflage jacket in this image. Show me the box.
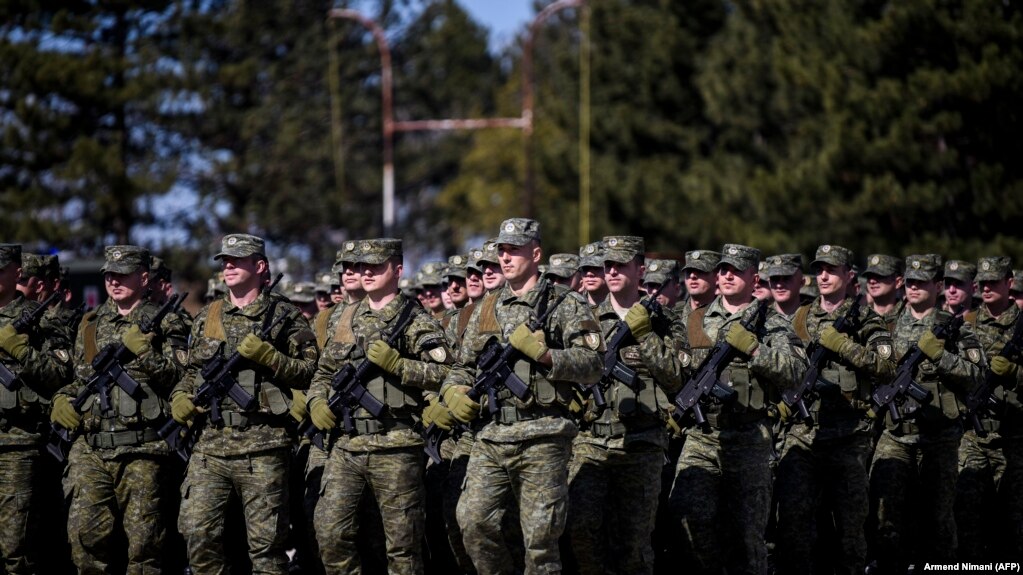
[577,297,690,449]
[0,294,73,446]
[442,281,603,443]
[969,304,1023,436]
[886,306,984,430]
[308,293,455,452]
[174,291,318,457]
[794,297,895,438]
[58,297,189,457]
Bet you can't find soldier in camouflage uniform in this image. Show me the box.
[954,256,1023,559]
[567,236,689,575]
[171,234,319,574]
[52,245,189,574]
[544,253,580,290]
[868,254,984,571]
[579,241,608,308]
[308,238,457,575]
[667,244,808,575]
[678,250,720,327]
[445,254,471,313]
[773,245,895,575]
[441,218,603,574]
[0,245,73,574]
[943,259,977,316]
[1011,269,1023,310]
[863,254,905,332]
[417,262,448,321]
[753,261,773,303]
[765,253,804,319]
[641,258,681,309]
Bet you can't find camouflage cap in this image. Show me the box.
[943,259,976,283]
[545,253,579,279]
[214,233,265,260]
[1012,269,1023,293]
[0,244,21,269]
[205,277,226,299]
[810,244,854,270]
[643,259,679,286]
[903,254,943,282]
[496,218,541,246]
[22,253,60,280]
[863,254,903,277]
[602,236,644,264]
[718,244,761,273]
[975,256,1012,282]
[149,256,171,281]
[757,261,770,280]
[681,250,721,273]
[417,262,447,286]
[101,245,150,275]
[354,238,402,265]
[315,270,336,293]
[477,239,501,266]
[578,241,606,268]
[800,276,819,299]
[445,254,468,279]
[765,254,803,277]
[466,246,485,273]
[286,281,317,304]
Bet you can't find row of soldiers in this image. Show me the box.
[0,218,1020,574]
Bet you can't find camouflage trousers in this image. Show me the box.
[955,429,1023,559]
[774,425,870,575]
[178,448,290,575]
[567,437,663,575]
[869,425,961,566]
[302,444,329,575]
[442,432,481,573]
[314,446,425,575]
[0,448,37,575]
[457,434,572,575]
[667,420,774,575]
[65,443,166,575]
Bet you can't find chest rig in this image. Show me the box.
[793,304,873,422]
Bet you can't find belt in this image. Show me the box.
[588,421,628,438]
[86,428,161,449]
[215,411,284,430]
[891,416,962,436]
[351,417,413,436]
[706,409,766,430]
[493,404,563,425]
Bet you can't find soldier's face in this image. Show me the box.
[15,274,44,300]
[979,278,1011,308]
[815,263,852,297]
[684,269,714,296]
[466,269,485,299]
[341,265,362,294]
[0,264,20,300]
[580,266,606,293]
[498,242,541,284]
[104,270,148,305]
[358,259,401,295]
[221,255,265,290]
[644,279,680,307]
[943,278,974,307]
[481,262,504,290]
[1014,291,1023,310]
[419,285,445,312]
[905,278,938,307]
[717,264,754,297]
[865,274,901,299]
[446,277,469,305]
[769,273,802,304]
[315,292,332,311]
[603,258,643,295]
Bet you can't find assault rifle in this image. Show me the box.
[670,298,769,430]
[159,275,285,461]
[47,292,183,462]
[782,298,861,425]
[0,291,62,390]
[867,308,965,423]
[299,297,418,450]
[584,283,667,409]
[423,283,570,464]
[963,311,1023,436]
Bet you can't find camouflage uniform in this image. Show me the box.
[676,250,720,328]
[310,239,456,575]
[0,245,73,574]
[175,235,318,575]
[450,219,603,575]
[57,245,189,574]
[869,254,985,569]
[568,237,689,575]
[668,244,808,575]
[774,245,895,575]
[955,256,1023,559]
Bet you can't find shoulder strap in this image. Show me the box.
[456,301,477,340]
[477,291,502,336]
[687,306,713,349]
[793,304,812,343]
[81,310,100,364]
[965,309,978,328]
[203,299,227,341]
[313,308,333,347]
[331,303,360,345]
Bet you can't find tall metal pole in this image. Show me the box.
[579,2,591,246]
[328,9,396,236]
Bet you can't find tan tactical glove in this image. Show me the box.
[171,393,197,424]
[725,323,759,355]
[238,333,279,368]
[367,340,404,376]
[624,303,653,341]
[917,331,945,362]
[290,389,308,423]
[309,398,337,431]
[509,324,547,362]
[443,384,480,423]
[122,324,154,356]
[422,395,456,431]
[0,324,29,362]
[51,395,81,429]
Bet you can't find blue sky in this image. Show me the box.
[456,0,535,51]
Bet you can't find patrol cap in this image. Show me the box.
[810,244,854,270]
[765,254,803,277]
[718,244,761,273]
[800,276,819,299]
[101,245,150,275]
[546,253,579,279]
[466,246,485,273]
[682,250,721,273]
[477,240,500,266]
[213,233,265,260]
[943,260,976,283]
[443,255,467,280]
[578,241,606,268]
[643,259,679,286]
[398,277,417,298]
[314,270,335,293]
[149,256,171,282]
[354,238,402,265]
[288,281,317,304]
[496,218,541,246]
[756,261,770,281]
[603,236,644,264]
[417,262,446,286]
[863,254,903,278]
[903,254,943,282]
[22,253,60,280]
[975,256,1012,282]
[205,277,226,299]
[0,244,21,269]
[1012,269,1023,293]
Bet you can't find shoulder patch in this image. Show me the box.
[428,347,448,363]
[175,349,189,365]
[584,333,602,350]
[877,344,892,359]
[679,350,691,368]
[967,348,982,364]
[54,349,70,363]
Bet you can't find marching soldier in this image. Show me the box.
[863,254,905,331]
[579,241,608,308]
[678,250,720,325]
[765,253,804,319]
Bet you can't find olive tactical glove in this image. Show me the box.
[51,395,81,429]
[367,340,404,376]
[624,303,653,341]
[309,398,337,431]
[0,324,29,362]
[725,323,759,356]
[122,324,154,356]
[917,331,945,362]
[509,324,548,362]
[290,389,308,423]
[238,333,279,368]
[422,395,456,431]
[171,393,197,424]
[443,385,480,423]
